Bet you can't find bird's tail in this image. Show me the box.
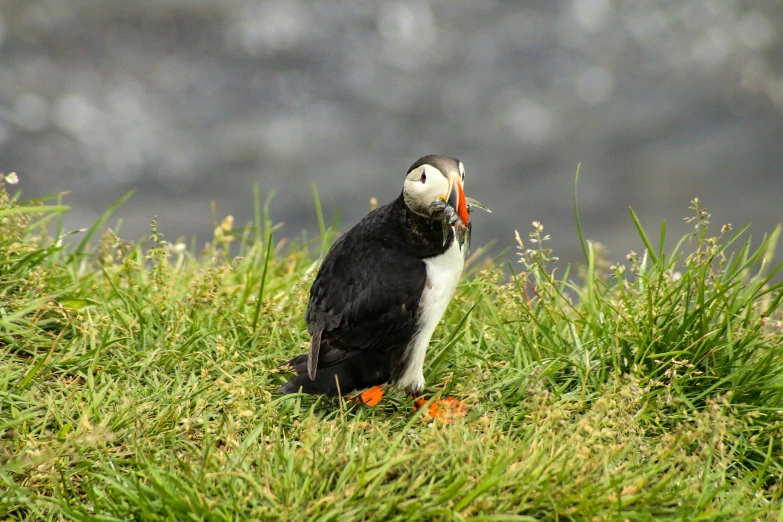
[276,350,392,397]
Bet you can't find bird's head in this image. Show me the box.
[403,155,469,226]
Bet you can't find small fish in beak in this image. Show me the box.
[429,181,490,250]
[466,197,491,214]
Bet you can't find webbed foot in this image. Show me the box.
[413,396,468,421]
[348,385,385,407]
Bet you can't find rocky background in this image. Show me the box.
[1,0,781,265]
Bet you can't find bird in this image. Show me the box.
[277,155,487,419]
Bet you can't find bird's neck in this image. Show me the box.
[385,193,454,259]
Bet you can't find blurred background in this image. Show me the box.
[1,0,781,265]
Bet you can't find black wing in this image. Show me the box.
[305,208,427,378]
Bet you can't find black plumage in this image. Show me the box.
[277,192,455,396]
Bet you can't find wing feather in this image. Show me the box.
[304,206,426,367]
[307,329,322,380]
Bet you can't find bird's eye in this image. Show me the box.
[420,172,426,183]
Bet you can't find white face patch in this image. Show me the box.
[403,164,450,217]
[458,161,465,184]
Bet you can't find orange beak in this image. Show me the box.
[447,177,469,225]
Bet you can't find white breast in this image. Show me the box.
[396,238,465,393]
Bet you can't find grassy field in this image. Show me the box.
[2,179,783,521]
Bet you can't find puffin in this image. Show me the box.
[277,155,487,418]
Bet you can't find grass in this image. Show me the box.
[1,178,783,521]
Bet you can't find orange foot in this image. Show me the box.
[413,397,468,421]
[348,386,385,407]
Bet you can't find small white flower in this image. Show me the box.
[5,172,19,184]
